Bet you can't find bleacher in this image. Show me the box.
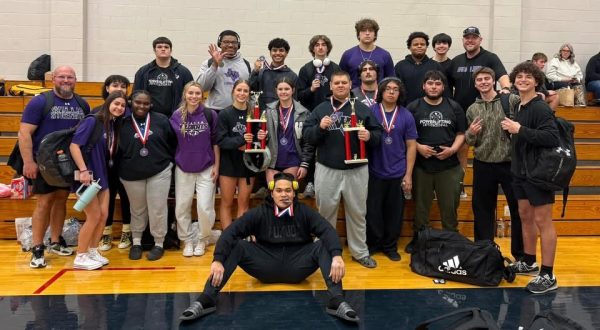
[1,81,600,240]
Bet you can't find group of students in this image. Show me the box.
[20,19,566,303]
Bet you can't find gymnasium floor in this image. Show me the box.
[1,237,599,329]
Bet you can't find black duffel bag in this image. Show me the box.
[410,228,515,287]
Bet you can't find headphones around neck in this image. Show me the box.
[217,30,241,49]
[313,58,331,68]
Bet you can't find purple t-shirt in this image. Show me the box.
[170,106,218,173]
[71,116,108,191]
[21,93,87,154]
[368,103,418,179]
[339,45,395,88]
[275,107,300,168]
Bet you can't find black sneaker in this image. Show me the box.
[30,245,47,268]
[508,261,539,276]
[384,250,401,262]
[147,246,164,261]
[129,245,143,260]
[526,274,558,294]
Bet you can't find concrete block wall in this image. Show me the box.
[1,0,599,82]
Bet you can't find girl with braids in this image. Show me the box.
[70,91,127,270]
[170,82,219,257]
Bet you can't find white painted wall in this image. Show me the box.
[1,0,599,81]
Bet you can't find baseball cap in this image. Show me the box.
[463,26,481,37]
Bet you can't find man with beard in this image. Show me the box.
[179,173,360,323]
[303,71,381,268]
[196,30,251,112]
[19,66,90,268]
[134,36,194,117]
[395,32,446,104]
[351,60,379,108]
[406,70,466,248]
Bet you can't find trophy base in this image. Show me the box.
[245,149,268,153]
[343,127,362,132]
[344,159,368,164]
[247,119,267,123]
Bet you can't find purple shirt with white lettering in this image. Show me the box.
[169,105,218,173]
[71,116,108,191]
[368,103,418,179]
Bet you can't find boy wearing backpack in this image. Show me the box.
[465,67,524,261]
[18,66,90,268]
[501,62,560,294]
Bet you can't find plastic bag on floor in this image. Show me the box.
[62,217,81,246]
[19,226,33,252]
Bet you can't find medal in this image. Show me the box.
[131,114,151,158]
[384,136,393,145]
[279,104,294,143]
[280,137,289,145]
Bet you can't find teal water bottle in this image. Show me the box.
[73,179,101,212]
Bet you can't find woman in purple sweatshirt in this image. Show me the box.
[170,82,219,257]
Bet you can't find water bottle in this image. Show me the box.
[496,218,505,238]
[73,179,101,212]
[402,181,412,200]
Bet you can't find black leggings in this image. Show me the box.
[106,164,130,226]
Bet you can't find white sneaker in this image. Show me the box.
[182,241,194,257]
[99,234,112,251]
[193,241,206,256]
[303,182,315,199]
[73,253,103,270]
[88,248,109,266]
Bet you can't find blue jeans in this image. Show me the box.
[587,80,600,99]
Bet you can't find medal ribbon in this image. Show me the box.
[379,104,399,134]
[131,114,151,147]
[361,88,377,107]
[330,97,349,114]
[274,204,294,218]
[279,104,294,135]
[108,122,116,159]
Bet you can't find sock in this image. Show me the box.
[154,242,163,248]
[122,224,131,232]
[103,225,112,236]
[540,265,554,278]
[133,238,142,246]
[522,254,536,265]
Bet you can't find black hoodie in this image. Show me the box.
[213,197,342,263]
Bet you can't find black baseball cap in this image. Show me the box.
[463,26,481,37]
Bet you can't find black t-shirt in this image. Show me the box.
[448,48,507,112]
[146,67,175,116]
[407,97,466,172]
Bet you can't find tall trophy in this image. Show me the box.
[343,97,368,164]
[245,91,267,153]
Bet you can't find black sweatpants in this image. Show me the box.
[107,164,130,226]
[472,159,524,259]
[366,175,405,253]
[203,240,343,301]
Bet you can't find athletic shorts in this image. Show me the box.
[32,173,69,195]
[512,177,555,206]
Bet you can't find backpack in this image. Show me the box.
[36,115,103,188]
[415,308,499,330]
[27,54,51,81]
[7,91,89,175]
[527,310,587,330]
[524,116,576,217]
[9,84,52,96]
[410,228,515,287]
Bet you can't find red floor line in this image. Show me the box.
[33,266,176,294]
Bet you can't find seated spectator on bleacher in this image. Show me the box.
[546,43,584,90]
[585,50,600,101]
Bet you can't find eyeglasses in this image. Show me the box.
[221,41,239,46]
[385,87,400,93]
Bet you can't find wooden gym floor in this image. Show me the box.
[0,236,599,329]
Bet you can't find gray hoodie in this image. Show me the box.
[196,52,251,110]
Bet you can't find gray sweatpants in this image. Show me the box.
[121,163,173,245]
[174,165,216,243]
[315,163,369,260]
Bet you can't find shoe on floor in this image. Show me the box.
[526,273,558,294]
[352,256,377,268]
[147,246,164,261]
[182,241,193,257]
[303,182,315,199]
[325,301,359,322]
[384,250,401,261]
[129,245,143,260]
[508,261,539,276]
[30,245,47,268]
[88,248,109,266]
[118,231,132,249]
[179,301,216,321]
[194,241,206,256]
[99,234,112,251]
[73,253,103,270]
[48,241,73,256]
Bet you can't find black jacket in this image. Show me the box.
[249,66,298,109]
[394,55,446,104]
[297,61,340,111]
[585,52,600,85]
[213,197,342,263]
